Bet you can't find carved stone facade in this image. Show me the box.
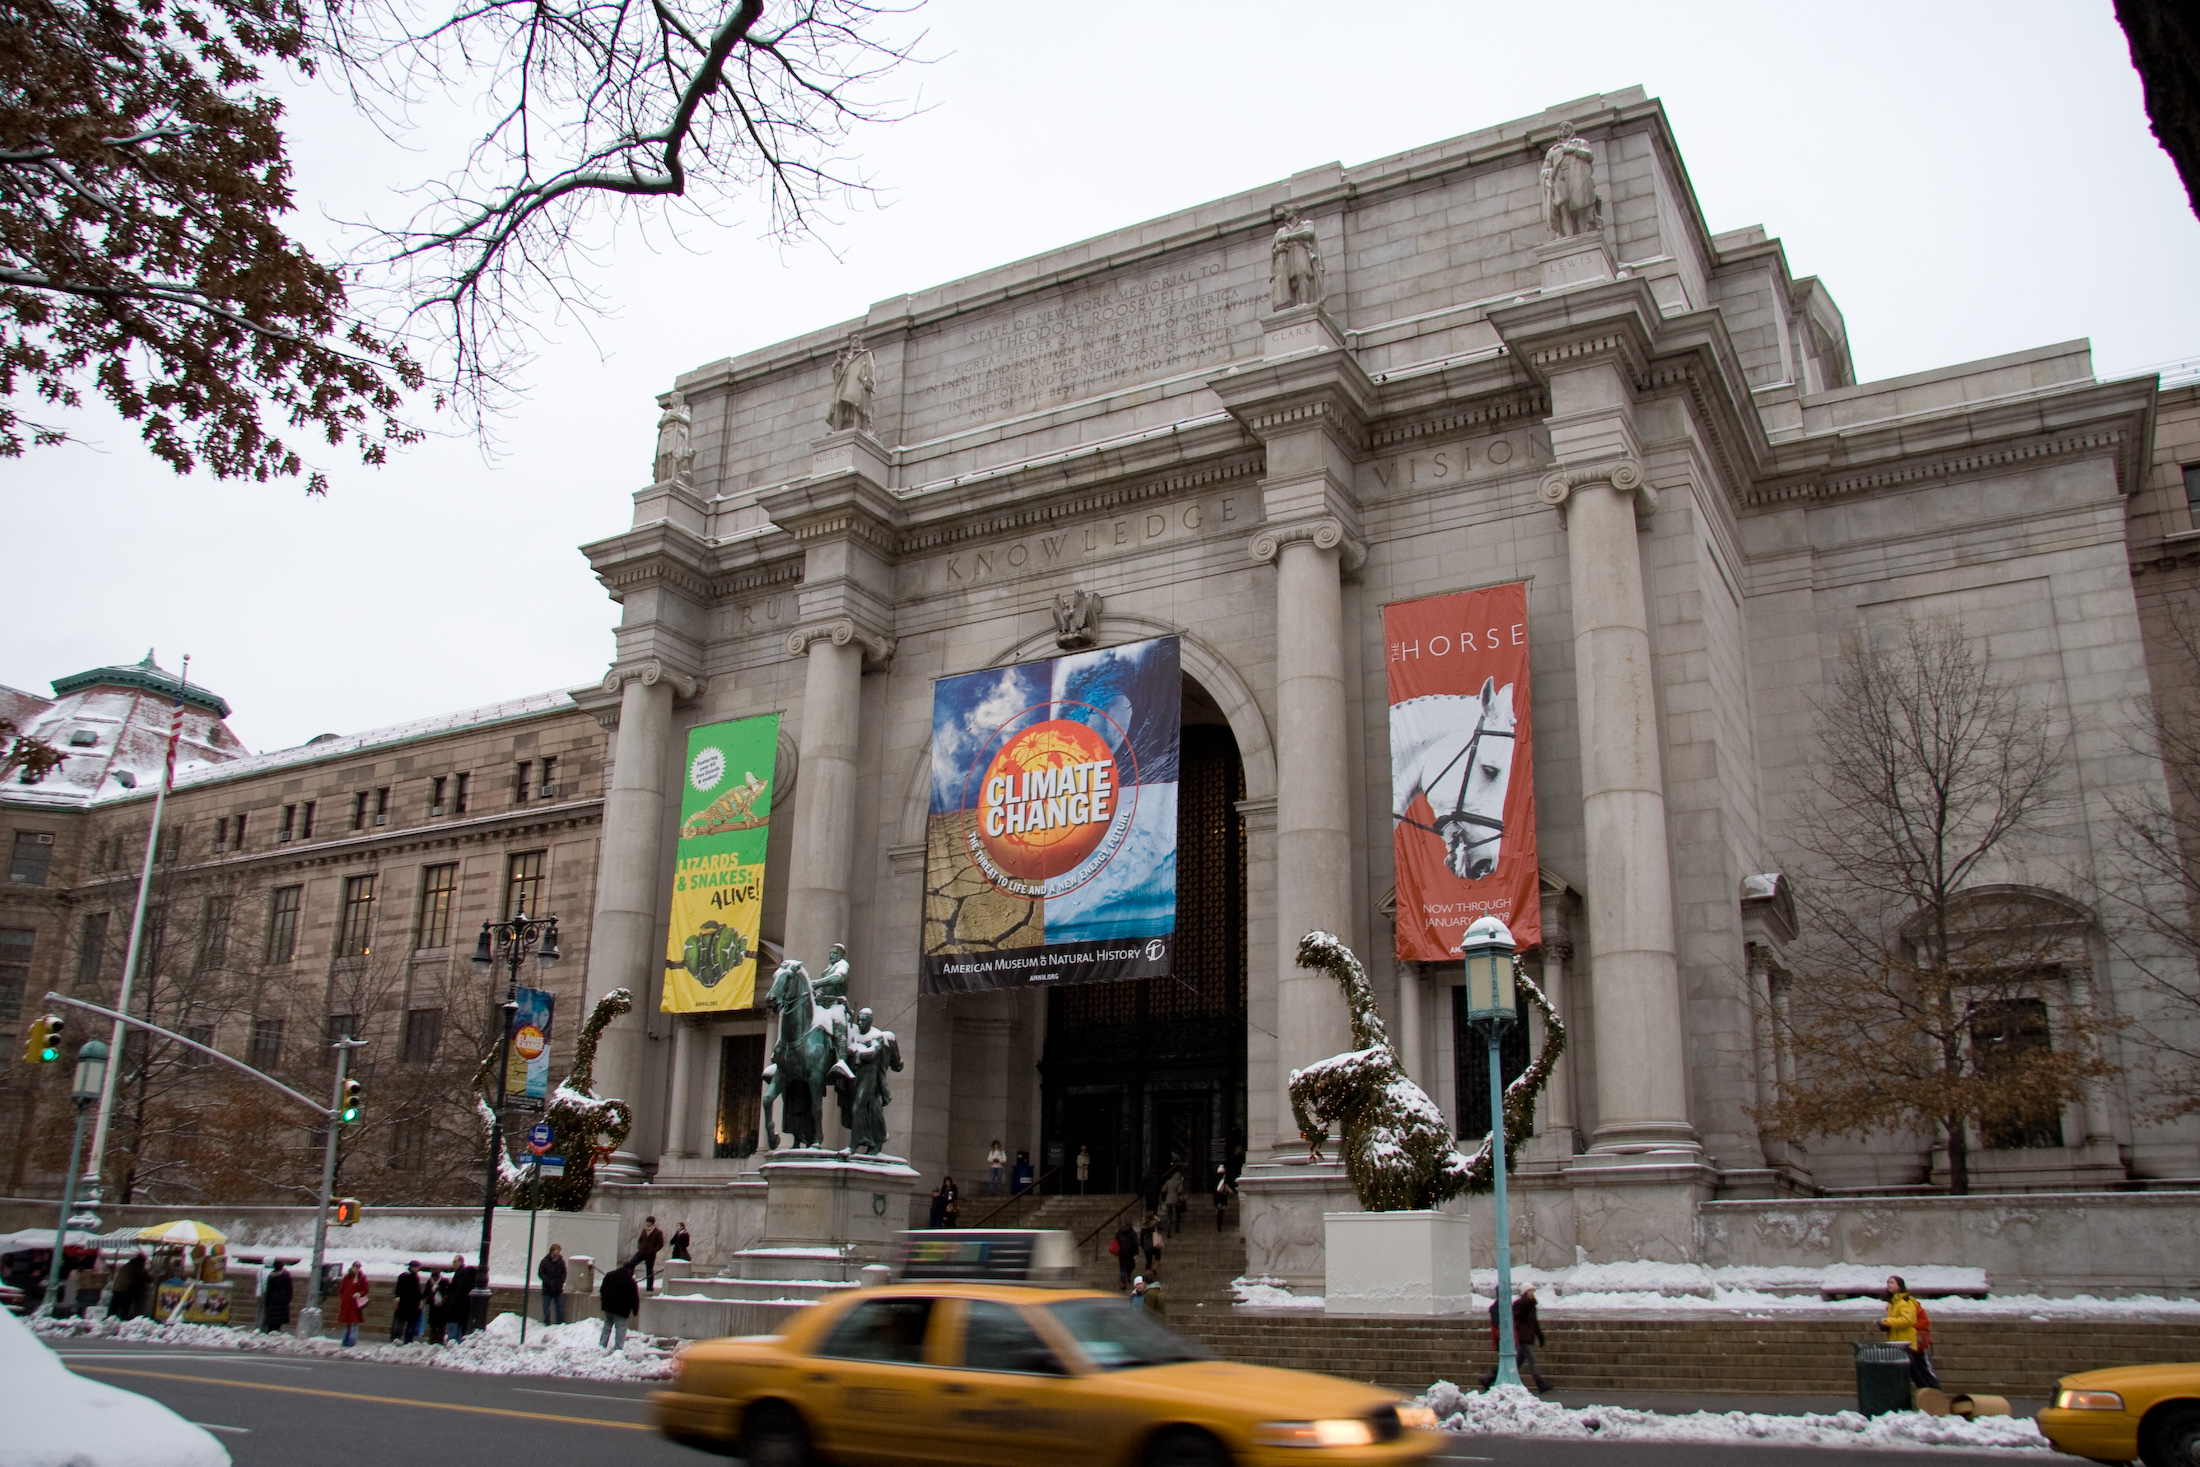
[574,89,2200,1275]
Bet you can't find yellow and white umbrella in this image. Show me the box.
[135,1220,228,1247]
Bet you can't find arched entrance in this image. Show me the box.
[1039,678,1247,1194]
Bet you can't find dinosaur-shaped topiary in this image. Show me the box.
[473,986,636,1211]
[1288,930,1565,1211]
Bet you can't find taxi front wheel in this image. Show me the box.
[743,1402,813,1467]
[1145,1427,1230,1467]
[2142,1406,2200,1467]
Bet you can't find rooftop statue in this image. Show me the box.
[826,334,876,434]
[654,390,694,484]
[1539,122,1603,239]
[1269,207,1324,312]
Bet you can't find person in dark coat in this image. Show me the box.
[1114,1220,1139,1289]
[110,1252,149,1321]
[423,1268,447,1344]
[538,1244,568,1325]
[444,1256,477,1344]
[669,1223,691,1263]
[392,1262,423,1343]
[260,1263,293,1333]
[1478,1285,1550,1392]
[927,1184,949,1229]
[598,1263,640,1351]
[634,1217,666,1293]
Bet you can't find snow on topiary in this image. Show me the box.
[472,987,635,1210]
[1288,930,1565,1211]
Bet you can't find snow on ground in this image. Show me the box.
[4,1307,230,1467]
[1231,1279,1327,1310]
[31,1311,676,1382]
[1417,1382,2051,1453]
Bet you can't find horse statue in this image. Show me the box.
[1288,931,1564,1210]
[762,958,854,1150]
[1391,678,1518,881]
[476,986,635,1211]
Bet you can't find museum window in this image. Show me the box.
[180,1023,213,1069]
[373,787,390,826]
[389,1116,428,1172]
[2184,463,2200,515]
[10,830,54,885]
[214,817,229,852]
[514,760,532,805]
[0,928,30,1020]
[280,804,297,842]
[352,791,369,830]
[401,1007,443,1064]
[1453,984,1532,1141]
[267,886,302,964]
[300,801,316,839]
[75,912,108,987]
[505,850,546,919]
[455,772,471,814]
[248,1017,285,1071]
[233,812,247,849]
[326,1012,359,1054]
[430,776,448,816]
[539,756,558,798]
[199,896,232,970]
[337,874,377,957]
[715,1033,765,1158]
[1972,996,2065,1149]
[416,863,459,950]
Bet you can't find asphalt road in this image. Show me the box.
[56,1339,2015,1467]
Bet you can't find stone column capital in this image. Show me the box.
[1537,458,1656,525]
[600,656,706,701]
[787,617,897,671]
[1247,516,1367,572]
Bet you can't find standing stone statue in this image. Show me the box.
[653,390,693,483]
[1269,207,1324,311]
[1539,122,1603,239]
[846,1007,903,1155]
[826,334,875,434]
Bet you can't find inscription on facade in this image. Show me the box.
[912,258,1263,428]
[913,491,1245,596]
[1359,432,1536,498]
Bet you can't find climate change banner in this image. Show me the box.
[663,712,781,1012]
[505,985,554,1104]
[923,636,1180,992]
[1385,583,1541,959]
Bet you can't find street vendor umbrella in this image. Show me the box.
[135,1221,228,1247]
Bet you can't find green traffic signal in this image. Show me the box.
[339,1078,363,1125]
[35,1015,63,1063]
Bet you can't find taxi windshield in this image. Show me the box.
[1045,1297,1211,1371]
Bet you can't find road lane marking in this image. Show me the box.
[65,1365,651,1431]
[511,1386,653,1404]
[192,1423,252,1434]
[57,1352,315,1370]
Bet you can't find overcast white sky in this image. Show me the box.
[6,0,2196,752]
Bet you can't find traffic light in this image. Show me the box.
[333,1198,362,1226]
[339,1078,363,1125]
[23,1014,63,1064]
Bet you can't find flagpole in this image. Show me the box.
[81,654,191,1221]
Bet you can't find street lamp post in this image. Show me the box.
[40,1039,109,1317]
[470,910,560,1333]
[1460,915,1522,1392]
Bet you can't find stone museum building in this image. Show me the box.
[567,86,2200,1284]
[0,657,607,1204]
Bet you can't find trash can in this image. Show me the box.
[1854,1342,1915,1417]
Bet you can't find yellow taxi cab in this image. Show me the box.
[2034,1361,2200,1466]
[650,1275,1442,1467]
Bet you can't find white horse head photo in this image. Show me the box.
[1390,678,1518,880]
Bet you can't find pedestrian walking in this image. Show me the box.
[444,1256,476,1344]
[1075,1145,1092,1195]
[337,1263,370,1348]
[259,1261,293,1334]
[1138,1211,1160,1274]
[669,1222,692,1263]
[940,1177,962,1227]
[1130,1275,1149,1309]
[1478,1285,1551,1392]
[1880,1275,1941,1389]
[538,1244,568,1326]
[1213,1164,1232,1230]
[987,1139,1007,1195]
[423,1268,447,1344]
[634,1216,666,1293]
[1163,1165,1187,1231]
[599,1262,640,1352]
[110,1251,149,1322]
[927,1183,949,1228]
[1113,1219,1138,1290]
[392,1262,423,1343]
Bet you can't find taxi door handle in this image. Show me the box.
[808,1372,835,1383]
[940,1383,972,1394]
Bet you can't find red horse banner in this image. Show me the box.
[1385,583,1540,959]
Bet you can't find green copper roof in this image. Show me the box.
[51,651,232,717]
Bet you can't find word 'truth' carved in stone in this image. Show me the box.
[826,334,876,434]
[1540,122,1603,239]
[1270,207,1324,311]
[654,391,694,484]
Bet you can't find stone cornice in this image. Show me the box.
[1208,347,1382,458]
[756,472,903,556]
[896,451,1264,555]
[579,520,716,605]
[1366,383,1548,452]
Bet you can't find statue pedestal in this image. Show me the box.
[1260,303,1346,360]
[1535,233,1615,292]
[1322,1209,1475,1316]
[732,1150,923,1283]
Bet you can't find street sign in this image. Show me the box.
[528,1121,554,1155]
[537,1156,565,1177]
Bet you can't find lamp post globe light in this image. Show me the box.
[469,910,560,1332]
[1458,915,1523,1391]
[40,1039,111,1315]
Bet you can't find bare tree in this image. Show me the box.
[1761,618,2118,1194]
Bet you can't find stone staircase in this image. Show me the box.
[1166,1310,2200,1399]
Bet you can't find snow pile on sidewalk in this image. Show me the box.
[1416,1382,2051,1452]
[5,1307,230,1467]
[1231,1279,1327,1310]
[32,1310,676,1382]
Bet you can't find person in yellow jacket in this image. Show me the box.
[1879,1275,1940,1388]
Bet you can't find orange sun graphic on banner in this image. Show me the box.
[975,718,1119,881]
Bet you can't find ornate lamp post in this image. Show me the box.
[1460,915,1522,1391]
[40,1039,109,1316]
[469,910,560,1331]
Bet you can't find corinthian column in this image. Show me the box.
[1539,460,1696,1156]
[586,663,681,1179]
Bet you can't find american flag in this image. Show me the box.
[163,655,191,786]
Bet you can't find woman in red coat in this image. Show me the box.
[337,1263,371,1348]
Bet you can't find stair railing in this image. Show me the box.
[961,1167,1061,1229]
